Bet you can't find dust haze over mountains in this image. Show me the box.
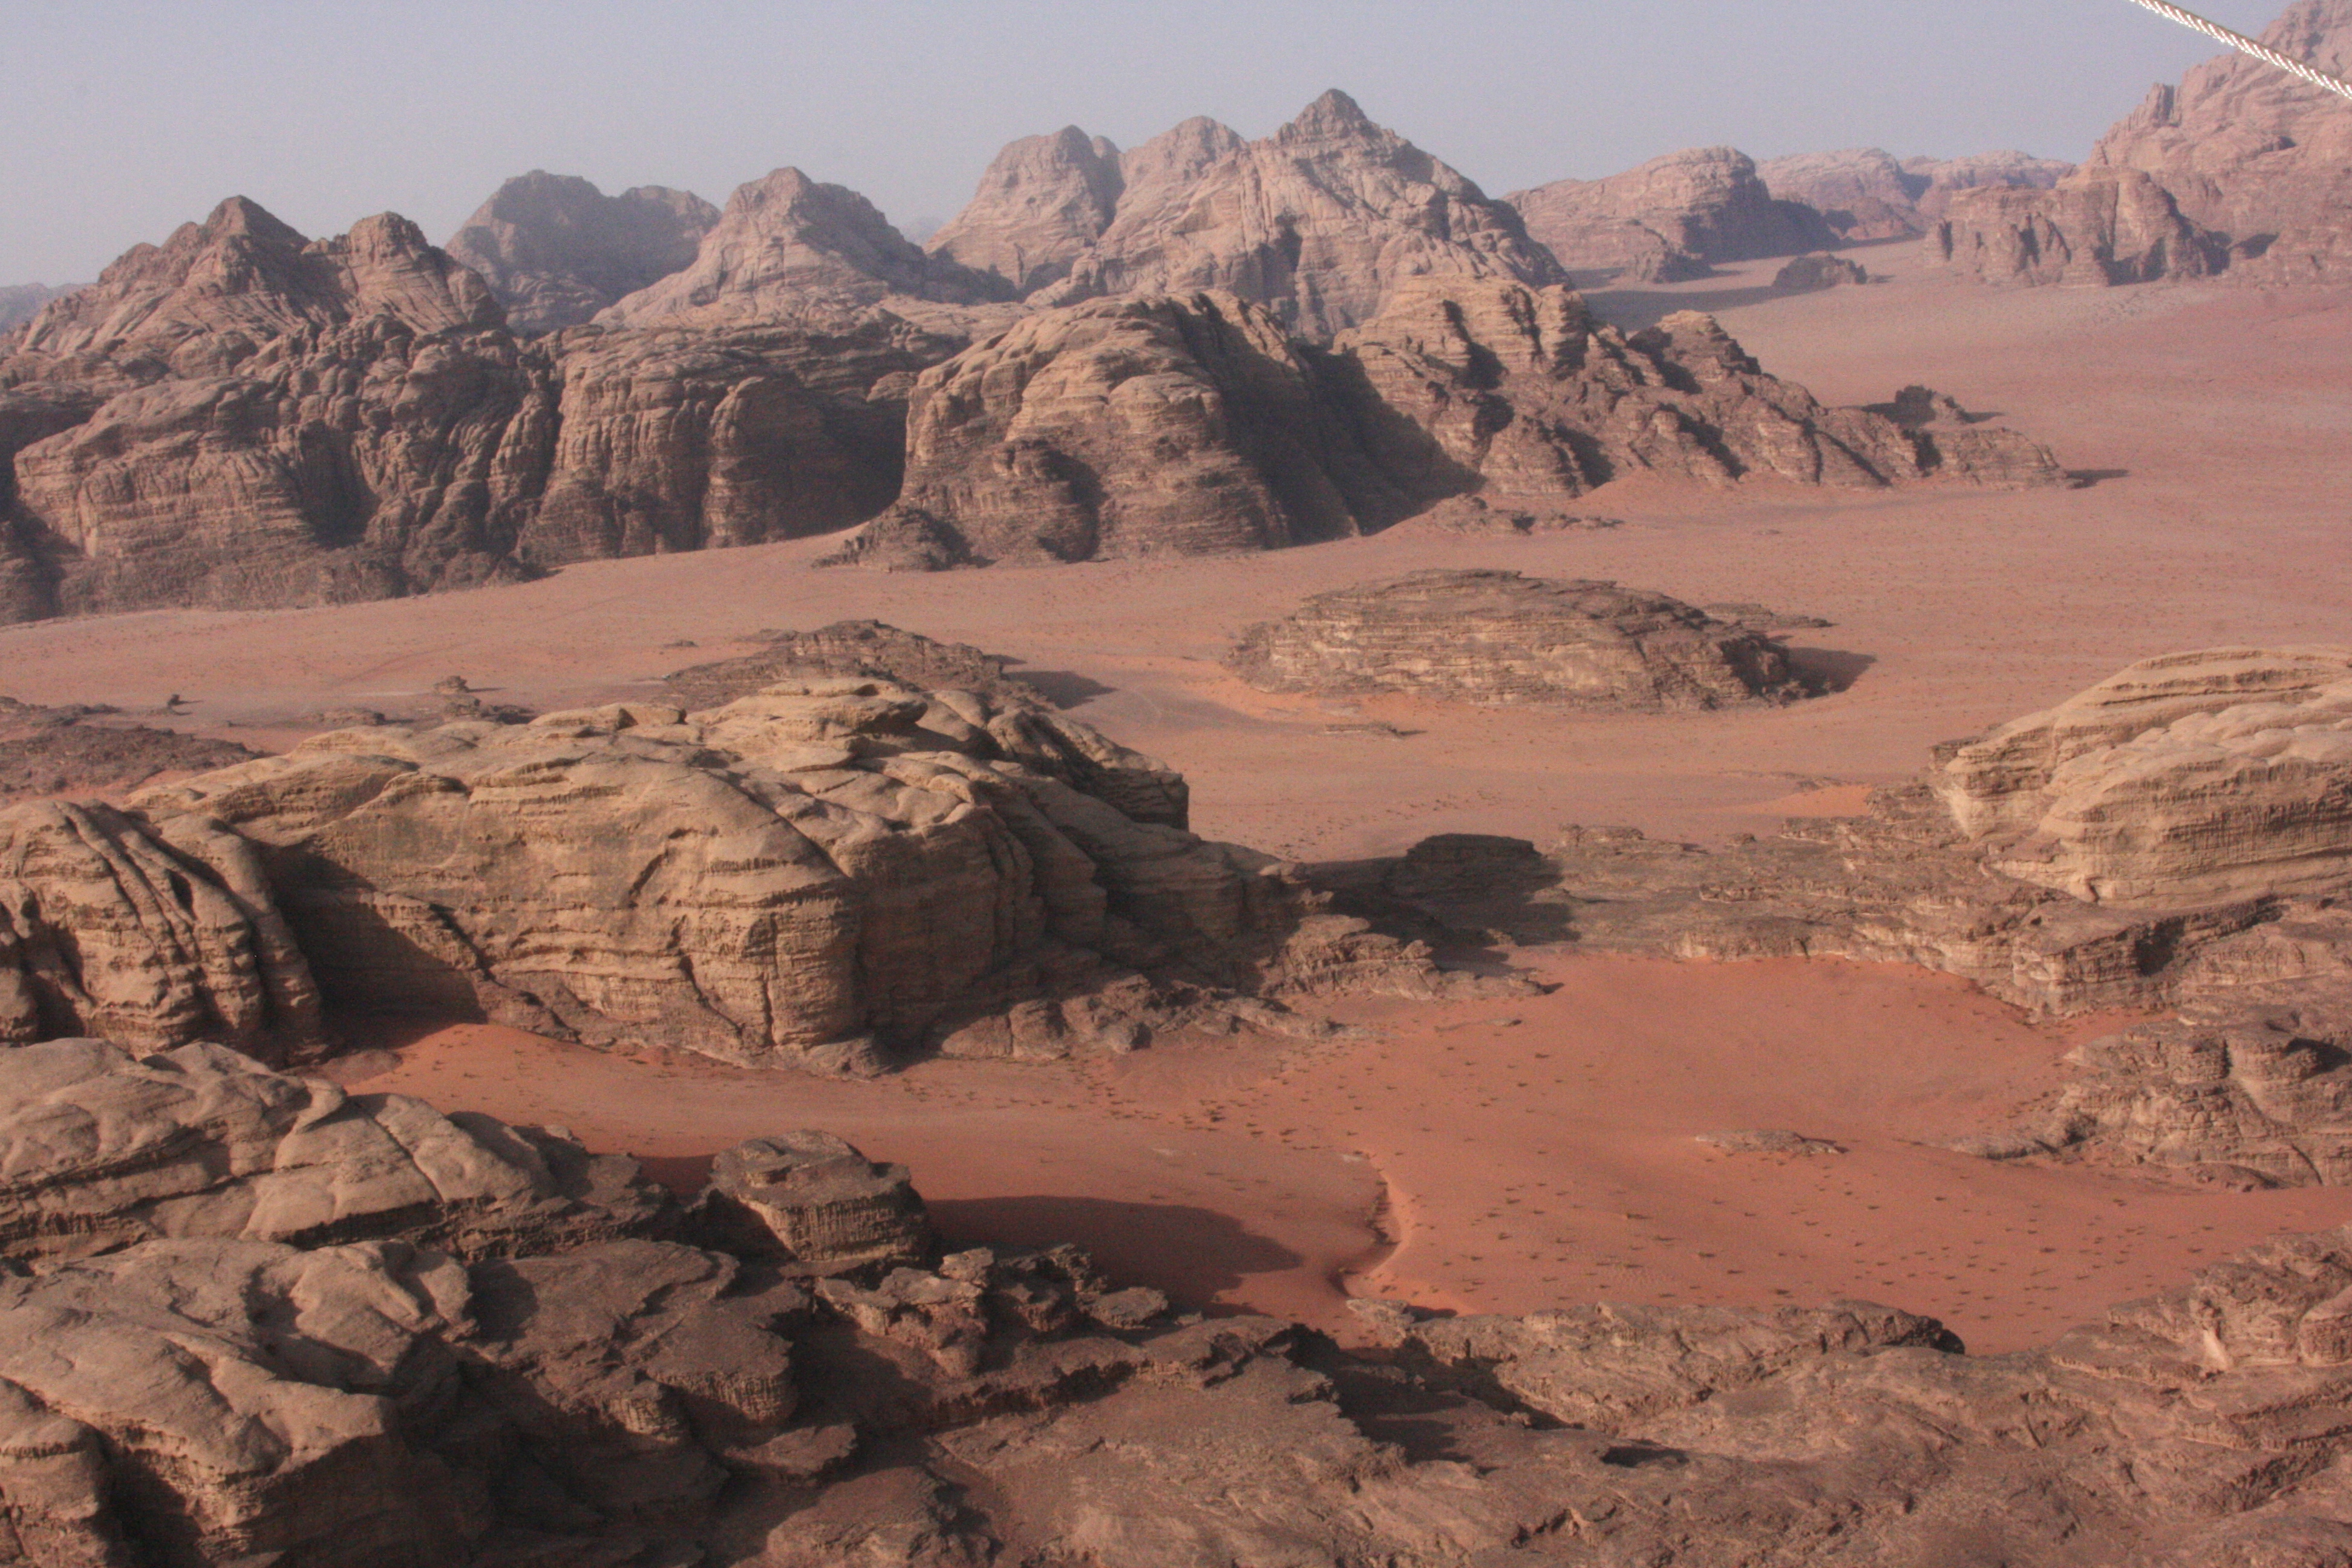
[0,0,2270,286]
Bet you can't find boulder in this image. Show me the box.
[1227,570,1804,710]
[443,170,719,333]
[691,1131,933,1272]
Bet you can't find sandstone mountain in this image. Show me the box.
[938,90,1567,336]
[923,125,1127,295]
[13,1033,2352,1565]
[1932,0,2352,284]
[1229,570,1805,710]
[1756,147,2071,241]
[443,169,719,333]
[596,165,1015,330]
[838,278,2062,569]
[0,195,978,621]
[1509,146,1837,281]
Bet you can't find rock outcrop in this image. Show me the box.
[1935,646,2352,905]
[1773,252,1869,290]
[982,90,1567,336]
[1930,0,2352,284]
[1510,146,1838,281]
[97,678,1461,1072]
[691,1131,933,1270]
[18,1038,2352,1565]
[596,166,1014,330]
[1757,148,2072,241]
[836,277,2062,569]
[443,170,719,333]
[0,800,323,1059]
[0,1037,667,1263]
[1228,570,1805,710]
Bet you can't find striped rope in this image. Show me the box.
[2122,0,2352,102]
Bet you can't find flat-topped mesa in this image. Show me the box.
[975,90,1564,337]
[1510,146,1838,282]
[1932,0,2352,284]
[1229,570,1806,710]
[1934,646,2352,905]
[445,170,720,333]
[596,166,1016,330]
[834,277,2063,570]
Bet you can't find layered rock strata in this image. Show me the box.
[1228,570,1804,709]
[1931,0,2352,284]
[45,678,1468,1073]
[444,171,720,333]
[13,1036,2352,1564]
[1510,146,1837,281]
[941,90,1567,336]
[837,278,2062,569]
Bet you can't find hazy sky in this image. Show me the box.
[3,0,2287,284]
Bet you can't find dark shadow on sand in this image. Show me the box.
[1785,647,1877,694]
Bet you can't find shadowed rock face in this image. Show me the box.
[444,170,719,333]
[835,278,2062,570]
[1932,0,2352,284]
[1510,146,1837,281]
[1228,570,1803,710]
[940,90,1567,337]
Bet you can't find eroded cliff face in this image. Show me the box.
[837,277,2061,570]
[1931,0,2352,284]
[1757,148,2072,241]
[938,90,1567,337]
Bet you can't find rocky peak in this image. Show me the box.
[1511,145,1837,280]
[1022,91,1564,336]
[10,197,502,377]
[445,170,719,333]
[923,126,1127,295]
[1278,87,1381,142]
[598,166,1014,328]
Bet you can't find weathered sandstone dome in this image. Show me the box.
[1227,570,1803,710]
[1936,646,2352,904]
[1509,145,1835,282]
[443,171,719,334]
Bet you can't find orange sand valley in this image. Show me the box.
[15,260,2352,1351]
